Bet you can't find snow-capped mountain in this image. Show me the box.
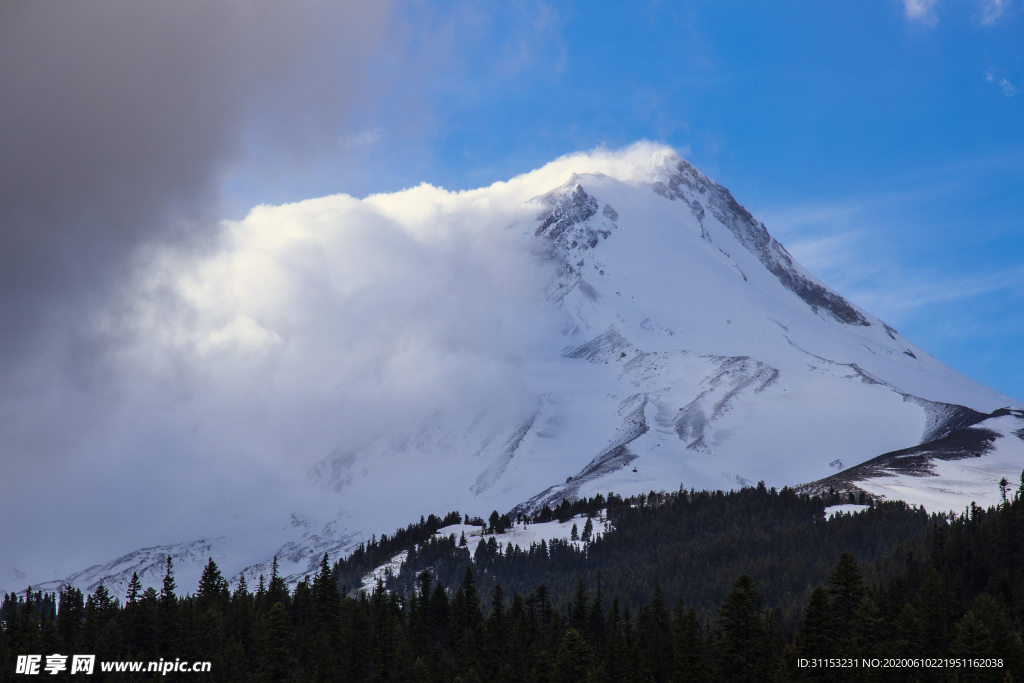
[21,144,1024,595]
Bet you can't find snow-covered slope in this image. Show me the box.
[22,144,1024,595]
[798,408,1024,511]
[308,149,1021,518]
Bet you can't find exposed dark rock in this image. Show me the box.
[562,327,631,363]
[798,426,999,499]
[903,395,999,442]
[510,394,649,516]
[654,158,870,326]
[536,184,599,241]
[471,416,537,495]
[674,356,779,452]
[795,404,1013,499]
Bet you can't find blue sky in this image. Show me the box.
[225,0,1024,401]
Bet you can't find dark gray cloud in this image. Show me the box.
[0,0,395,473]
[0,0,579,589]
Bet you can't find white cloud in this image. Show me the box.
[0,142,672,585]
[903,0,939,24]
[986,72,1019,96]
[343,127,385,148]
[981,0,1008,24]
[194,316,283,356]
[903,0,1012,28]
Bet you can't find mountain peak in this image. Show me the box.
[16,144,1022,595]
[535,184,599,241]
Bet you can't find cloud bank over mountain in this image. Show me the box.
[0,143,670,584]
[7,141,1022,597]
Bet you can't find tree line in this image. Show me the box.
[4,477,1024,681]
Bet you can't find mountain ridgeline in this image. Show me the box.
[301,145,1024,592]
[11,144,1024,635]
[6,475,1024,681]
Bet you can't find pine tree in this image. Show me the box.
[197,557,229,612]
[587,572,606,656]
[83,581,117,655]
[798,587,837,681]
[460,566,482,629]
[57,585,84,651]
[161,555,176,602]
[126,572,142,604]
[530,649,553,683]
[158,555,179,654]
[39,618,64,667]
[370,613,414,683]
[485,582,507,673]
[122,574,143,658]
[221,637,250,683]
[714,574,771,683]
[970,593,1024,677]
[673,603,707,683]
[408,570,431,654]
[455,668,484,683]
[256,602,294,683]
[620,615,643,683]
[496,661,516,683]
[226,576,254,671]
[853,589,885,665]
[430,579,452,650]
[131,587,159,660]
[949,611,995,669]
[267,556,289,609]
[336,595,367,682]
[637,583,672,683]
[310,553,342,682]
[570,580,588,633]
[916,567,957,656]
[15,589,42,657]
[93,596,125,665]
[553,629,591,683]
[176,596,201,664]
[596,599,624,683]
[826,552,865,631]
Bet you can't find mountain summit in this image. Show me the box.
[314,147,1021,511]
[22,144,1024,595]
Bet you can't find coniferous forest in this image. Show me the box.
[4,477,1024,682]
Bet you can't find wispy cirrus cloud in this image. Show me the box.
[981,0,1008,24]
[842,265,1024,316]
[759,178,1024,326]
[903,0,940,25]
[986,72,1019,96]
[343,127,386,149]
[902,0,1013,26]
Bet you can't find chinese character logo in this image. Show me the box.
[15,655,41,675]
[71,655,96,674]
